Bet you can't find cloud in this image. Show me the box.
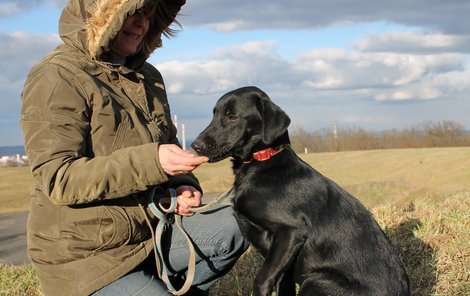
[159,40,468,100]
[155,36,470,139]
[4,0,468,35]
[355,32,470,54]
[0,30,59,82]
[0,30,59,145]
[0,30,60,125]
[0,0,65,16]
[159,41,294,95]
[0,2,22,16]
[1,1,469,145]
[182,0,470,34]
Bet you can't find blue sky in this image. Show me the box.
[1,0,469,147]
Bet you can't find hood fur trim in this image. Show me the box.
[86,0,145,59]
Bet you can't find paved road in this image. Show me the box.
[0,211,29,265]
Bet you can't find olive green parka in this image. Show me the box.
[20,0,196,295]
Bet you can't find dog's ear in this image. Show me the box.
[260,94,291,144]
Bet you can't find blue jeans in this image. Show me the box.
[92,205,249,296]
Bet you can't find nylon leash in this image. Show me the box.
[188,188,233,214]
[147,187,194,295]
[145,187,233,295]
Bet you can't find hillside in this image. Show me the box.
[194,147,470,208]
[1,147,469,295]
[1,147,469,213]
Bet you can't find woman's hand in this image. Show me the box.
[174,185,202,216]
[158,144,208,176]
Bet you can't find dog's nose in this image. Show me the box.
[191,140,205,155]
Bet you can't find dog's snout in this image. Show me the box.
[191,139,206,156]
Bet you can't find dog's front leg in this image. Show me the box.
[252,227,306,296]
[234,212,271,256]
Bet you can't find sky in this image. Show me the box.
[0,0,469,147]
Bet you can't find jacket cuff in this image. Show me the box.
[141,142,169,185]
[166,174,203,194]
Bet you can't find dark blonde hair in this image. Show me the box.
[141,0,182,57]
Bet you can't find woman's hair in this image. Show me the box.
[141,0,182,56]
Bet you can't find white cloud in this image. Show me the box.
[0,31,59,78]
[0,0,65,16]
[0,2,21,16]
[159,41,294,95]
[295,49,465,94]
[1,0,470,145]
[182,0,470,34]
[355,32,470,54]
[158,39,470,132]
[0,31,60,140]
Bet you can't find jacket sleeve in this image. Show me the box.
[164,115,203,193]
[21,62,195,206]
[143,63,202,193]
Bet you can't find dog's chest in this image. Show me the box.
[233,191,259,221]
[232,188,274,226]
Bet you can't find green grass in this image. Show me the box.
[1,147,469,295]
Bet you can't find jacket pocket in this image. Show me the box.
[123,206,152,244]
[94,206,132,252]
[59,205,131,253]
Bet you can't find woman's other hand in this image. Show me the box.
[174,185,202,216]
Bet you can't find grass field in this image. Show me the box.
[211,192,470,296]
[0,166,34,214]
[1,147,469,295]
[194,147,470,207]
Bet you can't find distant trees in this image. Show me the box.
[290,120,470,153]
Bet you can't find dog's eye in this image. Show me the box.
[227,114,238,121]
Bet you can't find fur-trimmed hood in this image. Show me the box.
[59,0,184,66]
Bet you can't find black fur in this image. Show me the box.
[192,86,410,296]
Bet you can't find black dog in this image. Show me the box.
[192,86,410,296]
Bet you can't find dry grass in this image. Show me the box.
[194,158,234,194]
[0,167,33,214]
[0,263,42,296]
[373,193,470,296]
[211,192,470,296]
[1,148,470,213]
[194,147,470,209]
[1,148,469,295]
[299,147,470,207]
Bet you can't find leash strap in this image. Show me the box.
[146,187,234,295]
[188,188,233,213]
[148,187,196,295]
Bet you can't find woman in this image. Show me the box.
[21,0,247,295]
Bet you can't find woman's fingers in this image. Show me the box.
[158,144,208,175]
[175,186,202,216]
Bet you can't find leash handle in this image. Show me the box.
[147,187,234,295]
[148,187,195,295]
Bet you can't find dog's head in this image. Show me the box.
[191,86,290,162]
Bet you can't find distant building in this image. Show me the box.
[0,154,29,167]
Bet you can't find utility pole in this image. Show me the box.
[333,121,338,151]
[174,114,178,137]
[181,123,186,150]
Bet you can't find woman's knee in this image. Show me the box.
[203,206,247,248]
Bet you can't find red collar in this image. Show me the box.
[244,145,287,163]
